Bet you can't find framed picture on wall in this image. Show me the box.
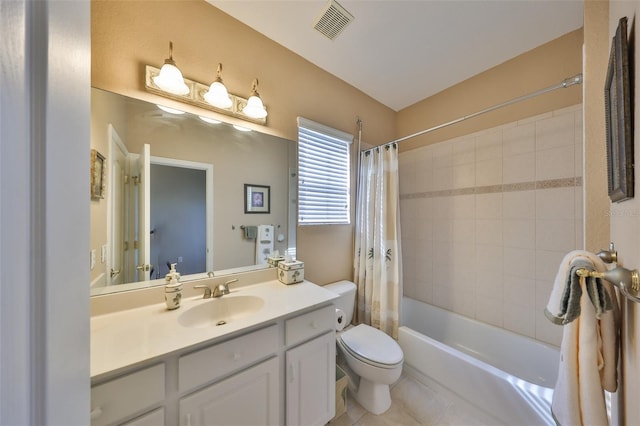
[244,184,270,213]
[90,149,106,200]
[605,16,634,203]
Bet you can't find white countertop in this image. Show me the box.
[91,280,337,378]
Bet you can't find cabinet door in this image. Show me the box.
[286,331,336,426]
[179,357,280,426]
[121,408,164,426]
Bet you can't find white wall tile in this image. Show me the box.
[535,187,575,220]
[536,219,576,252]
[535,312,562,347]
[536,145,575,180]
[476,296,504,327]
[432,141,453,168]
[503,219,535,249]
[503,191,535,219]
[536,113,575,150]
[503,123,535,157]
[476,219,502,245]
[535,250,566,281]
[503,275,536,308]
[503,304,535,338]
[475,132,503,161]
[476,193,502,219]
[453,163,476,188]
[433,166,453,190]
[451,287,476,319]
[432,283,453,311]
[503,247,536,278]
[476,158,503,186]
[503,152,535,184]
[414,278,433,304]
[453,219,475,243]
[452,137,475,165]
[451,194,475,219]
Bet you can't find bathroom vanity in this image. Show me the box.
[90,277,338,426]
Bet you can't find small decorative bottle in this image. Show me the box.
[165,263,182,310]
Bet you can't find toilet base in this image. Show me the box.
[353,378,392,415]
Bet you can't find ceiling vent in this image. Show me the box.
[312,0,355,41]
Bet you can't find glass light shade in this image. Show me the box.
[242,95,267,119]
[198,115,222,124]
[156,104,186,115]
[152,63,190,96]
[203,81,233,109]
[233,124,252,132]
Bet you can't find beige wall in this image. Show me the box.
[396,29,583,152]
[606,1,640,424]
[92,0,397,285]
[584,1,611,253]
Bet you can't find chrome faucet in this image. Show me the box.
[212,279,238,298]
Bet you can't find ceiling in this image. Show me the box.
[207,0,584,112]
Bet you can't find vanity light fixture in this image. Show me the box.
[203,63,233,109]
[145,66,267,125]
[242,79,268,119]
[152,42,190,96]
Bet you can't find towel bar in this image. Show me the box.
[576,266,640,303]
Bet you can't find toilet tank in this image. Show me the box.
[324,280,356,325]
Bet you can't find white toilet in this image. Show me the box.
[325,280,404,415]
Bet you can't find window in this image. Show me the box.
[297,117,352,225]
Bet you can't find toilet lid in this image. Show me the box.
[339,324,403,366]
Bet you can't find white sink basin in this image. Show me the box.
[178,295,265,328]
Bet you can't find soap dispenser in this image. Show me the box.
[165,263,182,310]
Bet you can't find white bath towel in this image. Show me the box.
[546,251,620,426]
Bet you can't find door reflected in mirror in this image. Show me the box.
[90,88,296,296]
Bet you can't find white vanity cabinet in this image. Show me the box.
[91,296,337,426]
[285,305,336,426]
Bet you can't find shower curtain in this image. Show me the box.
[353,143,402,339]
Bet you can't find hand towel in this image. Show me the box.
[244,225,257,239]
[544,251,611,325]
[546,250,620,426]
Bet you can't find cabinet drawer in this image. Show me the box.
[285,305,334,347]
[179,324,278,392]
[91,363,165,426]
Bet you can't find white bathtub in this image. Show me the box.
[399,297,559,425]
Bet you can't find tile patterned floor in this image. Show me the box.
[329,373,494,426]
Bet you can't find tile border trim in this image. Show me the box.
[400,177,582,200]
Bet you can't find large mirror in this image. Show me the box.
[90,88,296,296]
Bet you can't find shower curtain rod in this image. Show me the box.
[368,73,583,150]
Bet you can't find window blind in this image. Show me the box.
[297,117,352,225]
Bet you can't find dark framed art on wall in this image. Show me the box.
[605,16,634,203]
[244,184,270,213]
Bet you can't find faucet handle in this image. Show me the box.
[194,284,212,299]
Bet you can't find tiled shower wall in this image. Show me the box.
[399,104,583,347]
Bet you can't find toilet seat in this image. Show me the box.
[338,324,403,368]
